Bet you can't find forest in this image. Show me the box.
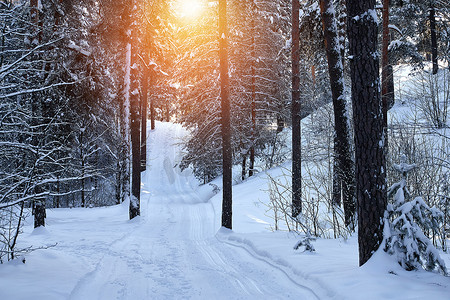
[0,0,449,299]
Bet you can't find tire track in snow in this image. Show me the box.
[69,122,326,299]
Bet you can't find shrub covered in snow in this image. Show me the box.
[293,232,316,253]
[383,155,447,275]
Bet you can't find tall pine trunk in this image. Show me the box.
[30,0,45,228]
[141,67,148,172]
[242,155,246,181]
[129,47,141,219]
[150,76,156,130]
[291,0,302,217]
[128,3,140,220]
[219,0,232,229]
[346,0,387,266]
[319,0,356,229]
[249,2,256,178]
[381,0,394,131]
[430,2,438,75]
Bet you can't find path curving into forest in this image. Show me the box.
[69,122,320,300]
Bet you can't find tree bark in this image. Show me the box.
[130,49,141,219]
[141,67,148,172]
[337,0,347,69]
[430,2,438,75]
[319,0,356,229]
[249,2,256,178]
[381,0,389,129]
[219,0,232,229]
[30,0,45,228]
[129,3,140,220]
[381,0,395,129]
[242,155,246,181]
[291,0,302,217]
[346,0,387,266]
[150,81,156,130]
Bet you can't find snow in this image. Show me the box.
[0,121,449,299]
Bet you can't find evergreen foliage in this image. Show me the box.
[293,232,316,252]
[175,0,290,183]
[384,155,447,275]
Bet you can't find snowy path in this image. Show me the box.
[69,122,319,300]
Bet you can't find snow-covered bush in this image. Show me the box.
[293,232,316,253]
[0,203,28,263]
[407,68,449,129]
[265,167,350,239]
[384,155,447,275]
[388,111,449,249]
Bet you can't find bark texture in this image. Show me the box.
[219,0,232,229]
[30,0,45,228]
[129,2,140,220]
[346,0,387,266]
[249,2,256,178]
[141,67,148,172]
[430,3,438,75]
[130,51,141,219]
[291,0,302,217]
[319,0,356,229]
[381,0,394,129]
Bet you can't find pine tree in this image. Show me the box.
[127,0,141,220]
[346,0,387,266]
[384,155,447,275]
[291,0,302,217]
[319,0,356,229]
[219,0,232,229]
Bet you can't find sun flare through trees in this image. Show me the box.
[176,0,204,19]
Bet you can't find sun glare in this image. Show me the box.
[178,0,203,19]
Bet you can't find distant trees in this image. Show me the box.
[0,1,126,262]
[0,0,157,230]
[388,0,449,70]
[175,0,290,185]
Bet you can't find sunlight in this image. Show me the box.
[177,0,203,19]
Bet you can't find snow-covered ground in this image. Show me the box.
[0,121,449,299]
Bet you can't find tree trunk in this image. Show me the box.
[128,2,140,220]
[30,0,45,228]
[319,0,356,229]
[80,130,86,207]
[116,160,122,204]
[430,3,438,75]
[219,0,232,229]
[346,0,387,266]
[242,155,246,181]
[276,115,284,133]
[150,83,155,130]
[337,0,347,69]
[130,48,141,219]
[249,4,256,178]
[56,176,60,208]
[291,0,302,217]
[381,0,389,128]
[141,67,148,172]
[34,201,46,228]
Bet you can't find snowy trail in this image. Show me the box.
[69,122,319,300]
